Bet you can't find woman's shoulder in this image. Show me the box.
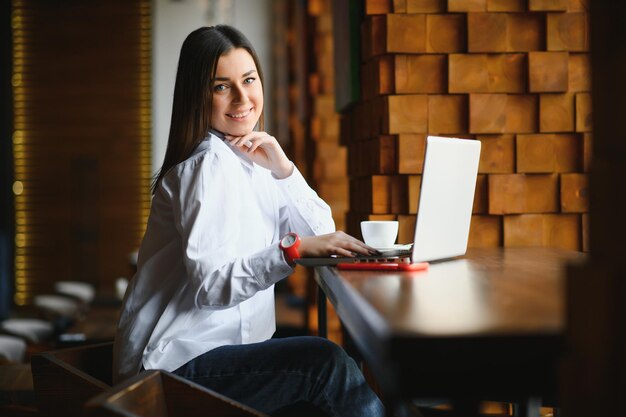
[162,135,242,186]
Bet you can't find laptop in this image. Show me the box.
[295,136,481,269]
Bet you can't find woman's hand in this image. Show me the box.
[299,231,379,258]
[226,132,293,179]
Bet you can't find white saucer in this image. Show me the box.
[373,244,413,252]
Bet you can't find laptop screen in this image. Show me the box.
[410,136,481,263]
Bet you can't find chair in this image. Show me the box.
[33,294,81,319]
[54,281,96,304]
[1,318,54,344]
[0,335,27,363]
[0,363,36,412]
[84,370,268,417]
[31,342,113,417]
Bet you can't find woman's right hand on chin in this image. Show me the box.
[299,231,379,258]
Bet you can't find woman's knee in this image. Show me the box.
[293,337,356,371]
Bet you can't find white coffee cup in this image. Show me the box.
[360,221,399,249]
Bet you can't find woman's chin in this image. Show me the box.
[224,126,255,137]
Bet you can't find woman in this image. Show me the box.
[113,25,384,416]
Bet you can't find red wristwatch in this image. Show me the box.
[279,232,301,265]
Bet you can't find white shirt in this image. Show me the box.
[113,132,335,382]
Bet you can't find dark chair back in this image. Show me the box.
[85,370,268,417]
[31,342,112,417]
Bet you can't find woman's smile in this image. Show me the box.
[226,107,254,120]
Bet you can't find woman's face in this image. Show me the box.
[210,48,263,136]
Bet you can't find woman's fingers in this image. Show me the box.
[333,247,356,258]
[226,132,273,151]
[300,232,378,258]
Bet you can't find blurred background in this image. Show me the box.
[2,1,608,414]
[9,1,626,416]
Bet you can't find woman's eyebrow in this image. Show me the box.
[213,70,257,82]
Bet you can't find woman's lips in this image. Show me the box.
[226,108,253,120]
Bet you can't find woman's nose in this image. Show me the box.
[231,84,248,104]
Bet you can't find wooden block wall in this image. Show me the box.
[345,0,591,250]
[299,0,350,344]
[306,1,348,232]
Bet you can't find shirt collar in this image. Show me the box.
[204,129,255,171]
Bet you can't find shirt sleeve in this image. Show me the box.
[274,165,336,237]
[166,153,293,310]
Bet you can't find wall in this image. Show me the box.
[344,0,590,251]
[11,0,152,302]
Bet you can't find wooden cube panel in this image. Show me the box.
[487,0,525,12]
[391,175,410,213]
[360,56,393,99]
[393,0,447,13]
[351,175,392,213]
[395,55,447,93]
[583,133,592,172]
[348,136,395,177]
[408,175,421,213]
[561,173,589,213]
[393,0,408,12]
[386,95,429,134]
[473,174,488,213]
[516,134,582,173]
[314,142,346,180]
[426,14,466,53]
[582,212,589,252]
[450,54,526,93]
[488,174,559,214]
[576,93,592,132]
[528,0,567,11]
[468,13,507,52]
[398,134,426,173]
[528,52,569,93]
[366,0,392,15]
[469,94,507,133]
[506,94,539,132]
[449,54,489,92]
[318,180,349,207]
[387,175,422,213]
[428,95,468,134]
[477,135,515,173]
[503,214,580,250]
[539,93,575,132]
[370,14,426,55]
[567,0,588,12]
[468,13,544,52]
[398,214,417,244]
[547,12,589,52]
[507,14,545,52]
[487,54,526,93]
[448,0,487,12]
[350,101,371,141]
[470,94,537,134]
[568,53,591,92]
[468,215,503,247]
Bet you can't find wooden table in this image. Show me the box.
[314,247,585,416]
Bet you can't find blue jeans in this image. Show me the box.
[172,336,385,417]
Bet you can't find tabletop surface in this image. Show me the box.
[323,247,585,339]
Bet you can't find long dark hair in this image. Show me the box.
[152,25,265,193]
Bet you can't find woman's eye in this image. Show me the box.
[244,77,255,84]
[214,84,227,92]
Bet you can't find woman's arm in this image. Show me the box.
[167,154,291,310]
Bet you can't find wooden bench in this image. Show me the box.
[31,342,112,417]
[84,370,268,417]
